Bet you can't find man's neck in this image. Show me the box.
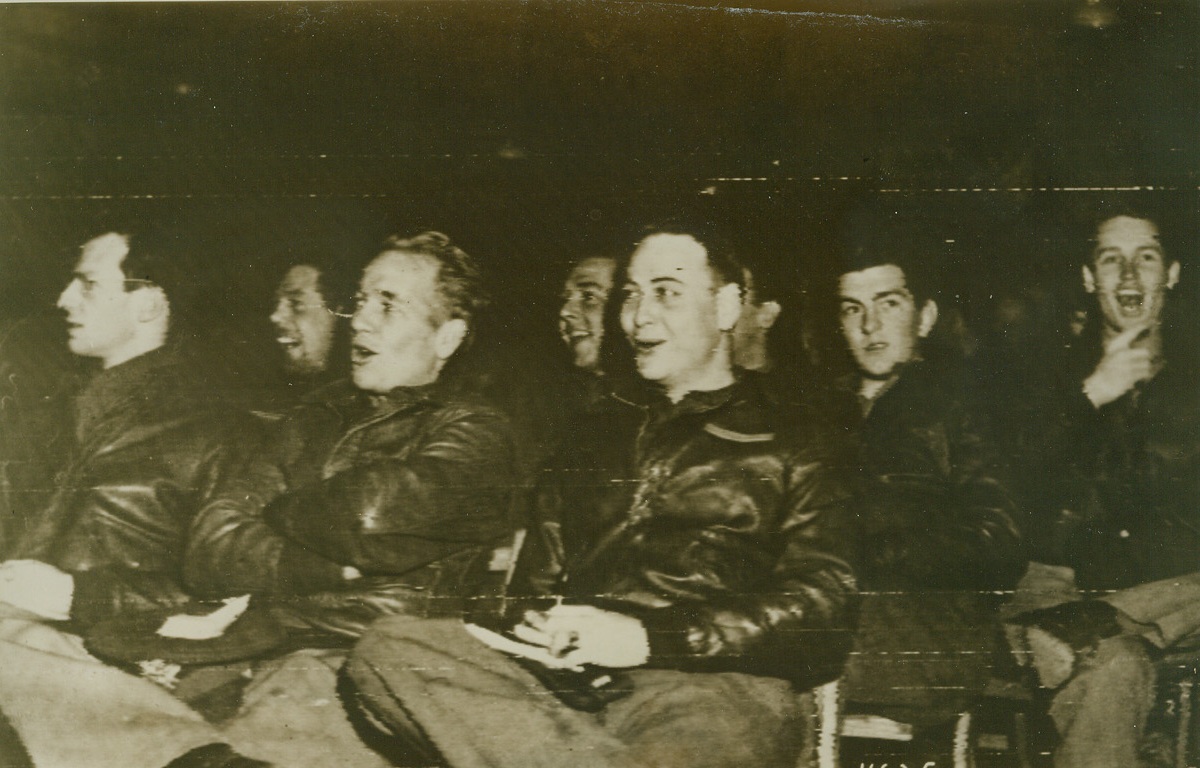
[664,369,736,404]
[857,374,895,402]
[101,332,167,370]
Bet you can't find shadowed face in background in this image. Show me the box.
[270,264,338,375]
[558,256,615,374]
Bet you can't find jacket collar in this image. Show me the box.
[314,377,445,424]
[609,370,775,434]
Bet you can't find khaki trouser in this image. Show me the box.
[1007,565,1200,768]
[346,616,805,768]
[0,605,388,768]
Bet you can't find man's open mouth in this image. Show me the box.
[351,344,376,365]
[1115,290,1144,312]
[276,335,299,350]
[864,341,887,353]
[633,339,664,354]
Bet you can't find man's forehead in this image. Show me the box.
[838,263,909,297]
[362,250,438,294]
[1095,216,1161,249]
[78,232,130,273]
[566,258,616,288]
[627,234,711,282]
[279,264,323,295]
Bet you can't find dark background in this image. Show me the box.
[1,0,1197,379]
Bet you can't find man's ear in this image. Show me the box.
[1168,261,1180,290]
[756,300,782,331]
[917,299,938,339]
[135,286,169,324]
[716,283,742,331]
[1082,265,1097,294]
[434,318,468,361]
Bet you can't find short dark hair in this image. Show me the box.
[838,226,941,307]
[1085,206,1176,267]
[284,253,356,313]
[379,231,489,329]
[632,220,746,291]
[104,228,191,311]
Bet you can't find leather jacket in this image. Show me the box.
[8,345,238,625]
[839,358,1025,723]
[850,359,1025,593]
[1019,320,1200,592]
[507,373,859,689]
[0,314,81,559]
[186,379,517,638]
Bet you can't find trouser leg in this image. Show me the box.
[1049,634,1155,768]
[0,618,220,768]
[346,616,632,768]
[346,616,803,768]
[220,648,391,768]
[601,669,802,768]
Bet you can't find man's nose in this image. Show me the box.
[860,309,881,334]
[269,300,287,326]
[350,304,373,332]
[631,295,659,327]
[56,280,79,311]
[1120,258,1139,281]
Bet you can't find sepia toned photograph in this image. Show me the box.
[0,2,1197,767]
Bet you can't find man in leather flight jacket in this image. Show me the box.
[0,230,268,768]
[832,241,1025,730]
[1005,211,1200,768]
[344,225,858,768]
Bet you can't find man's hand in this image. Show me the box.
[512,604,650,668]
[1082,324,1155,408]
[0,560,74,621]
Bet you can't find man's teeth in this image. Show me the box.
[1116,291,1143,309]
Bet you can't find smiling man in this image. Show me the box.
[181,231,517,767]
[270,262,341,376]
[189,231,514,609]
[344,223,857,768]
[1007,209,1200,768]
[833,237,1024,734]
[557,255,616,375]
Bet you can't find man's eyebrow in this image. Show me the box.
[649,276,685,285]
[570,279,608,291]
[872,289,910,301]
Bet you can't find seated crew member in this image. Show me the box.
[0,229,265,768]
[830,231,1026,732]
[260,254,352,407]
[187,230,516,632]
[343,223,858,768]
[1006,209,1200,768]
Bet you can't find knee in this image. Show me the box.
[1085,635,1154,687]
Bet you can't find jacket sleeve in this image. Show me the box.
[228,406,516,595]
[858,400,1026,593]
[633,454,860,688]
[185,420,346,598]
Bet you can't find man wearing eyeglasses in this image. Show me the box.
[343,224,857,768]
